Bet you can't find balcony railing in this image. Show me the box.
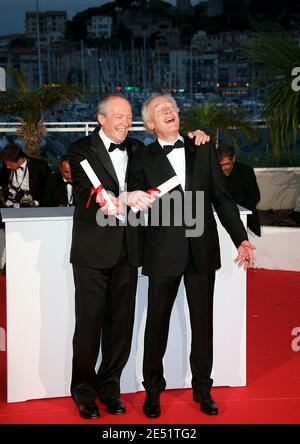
[0,121,299,168]
[0,121,147,136]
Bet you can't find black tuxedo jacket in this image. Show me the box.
[129,137,248,277]
[0,155,50,204]
[225,161,261,237]
[68,127,145,269]
[42,171,74,207]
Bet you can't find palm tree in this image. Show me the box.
[180,101,257,149]
[246,32,300,161]
[0,69,83,157]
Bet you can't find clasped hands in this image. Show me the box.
[100,190,157,216]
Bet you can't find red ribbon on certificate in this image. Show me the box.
[86,184,106,208]
[146,187,161,199]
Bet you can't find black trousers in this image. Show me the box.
[71,244,137,404]
[143,253,215,395]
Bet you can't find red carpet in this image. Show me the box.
[0,269,300,424]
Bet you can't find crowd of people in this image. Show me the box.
[0,146,74,210]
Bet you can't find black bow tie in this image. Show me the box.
[163,139,184,155]
[64,181,72,186]
[108,142,127,152]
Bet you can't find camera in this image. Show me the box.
[19,194,34,208]
[5,186,34,208]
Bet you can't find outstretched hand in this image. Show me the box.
[235,240,256,270]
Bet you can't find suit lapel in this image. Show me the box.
[26,157,37,193]
[150,141,179,181]
[183,136,196,191]
[125,142,134,184]
[90,128,119,187]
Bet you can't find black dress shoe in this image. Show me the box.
[78,401,100,419]
[193,390,218,415]
[100,398,126,415]
[143,392,161,418]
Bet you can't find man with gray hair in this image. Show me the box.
[67,93,209,419]
[130,95,255,418]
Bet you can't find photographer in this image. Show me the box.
[0,143,50,209]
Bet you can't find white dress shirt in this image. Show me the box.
[11,159,29,191]
[99,128,128,192]
[158,135,186,191]
[63,178,73,206]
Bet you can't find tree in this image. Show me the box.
[0,69,83,157]
[246,33,300,160]
[180,101,257,148]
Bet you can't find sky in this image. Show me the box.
[0,0,182,36]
